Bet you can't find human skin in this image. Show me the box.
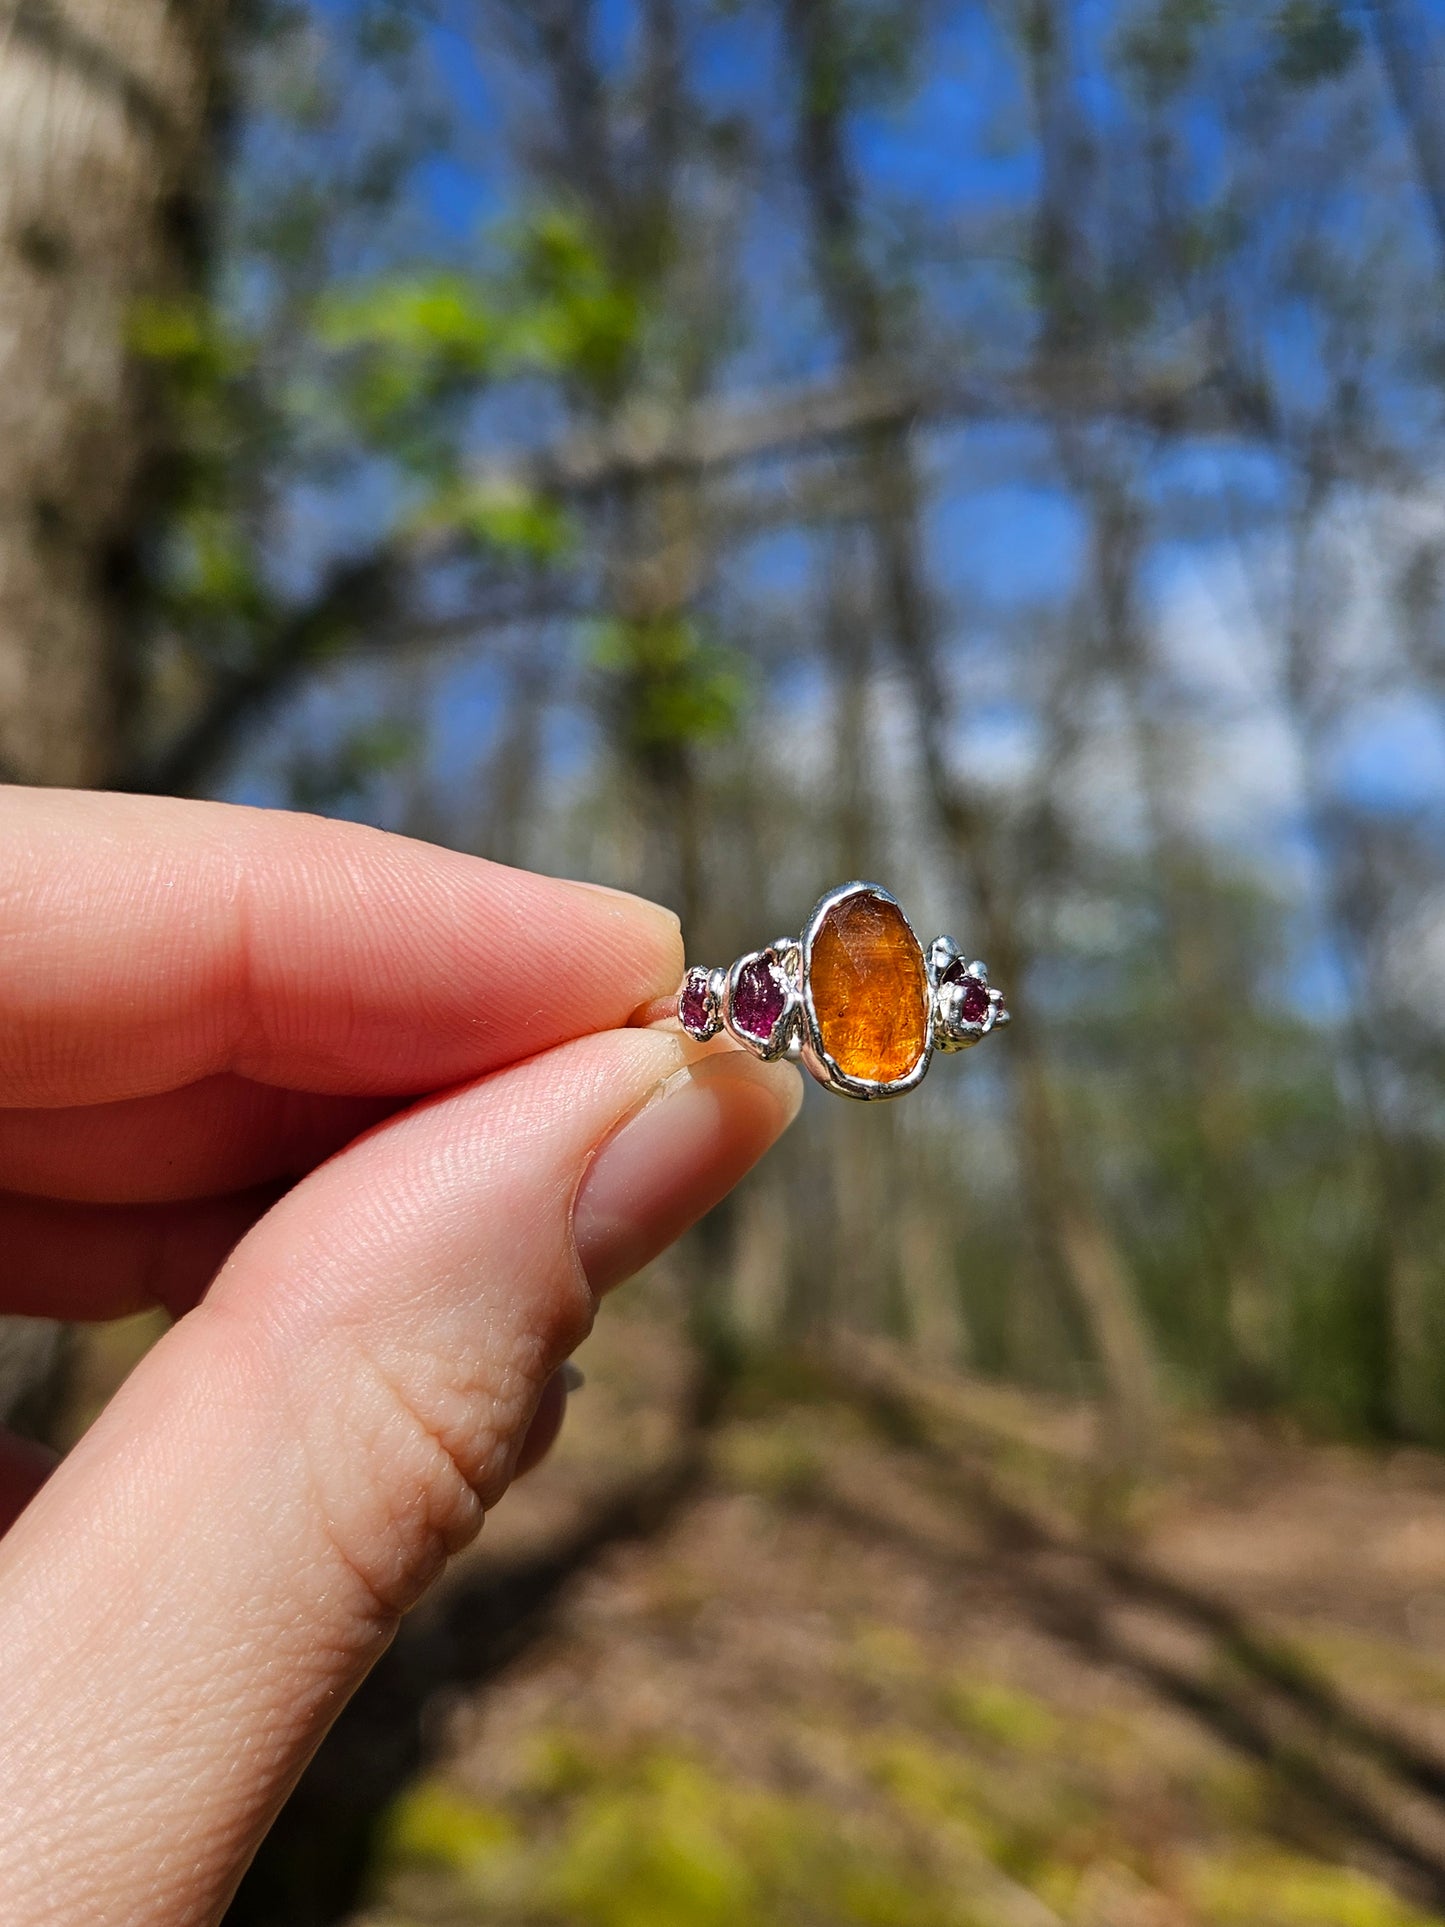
[0,789,802,1925]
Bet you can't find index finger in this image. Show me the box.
[0,790,682,1106]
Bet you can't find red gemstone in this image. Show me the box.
[679,968,715,1036]
[732,954,786,1040]
[943,958,990,1025]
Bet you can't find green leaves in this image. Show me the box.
[506,209,645,396]
[1117,0,1361,104]
[286,718,418,812]
[313,209,643,473]
[129,298,247,393]
[801,0,918,119]
[308,208,644,561]
[591,614,749,753]
[1117,0,1219,106]
[129,298,275,646]
[318,208,642,392]
[418,479,574,564]
[163,506,270,634]
[315,272,501,468]
[317,273,500,371]
[1272,1,1360,86]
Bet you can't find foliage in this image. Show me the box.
[285,719,418,812]
[99,0,1445,1449]
[1117,0,1220,105]
[369,1593,1443,1926]
[1273,2,1361,86]
[377,1748,980,1926]
[590,616,750,756]
[1186,1851,1439,1926]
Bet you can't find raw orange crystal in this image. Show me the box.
[809,888,930,1085]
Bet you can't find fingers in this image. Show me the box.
[0,1076,398,1203]
[0,1028,800,1927]
[0,789,681,1108]
[0,1188,281,1319]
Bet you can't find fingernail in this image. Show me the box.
[573,1050,803,1296]
[567,876,682,938]
[561,1361,585,1392]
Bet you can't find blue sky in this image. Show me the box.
[224,0,1445,1028]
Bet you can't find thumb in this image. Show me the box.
[0,1027,800,1927]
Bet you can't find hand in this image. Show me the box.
[0,789,801,1926]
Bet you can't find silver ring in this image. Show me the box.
[676,880,1010,1101]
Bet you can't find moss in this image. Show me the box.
[374,1741,987,1926]
[541,1750,983,1927]
[1186,1847,1442,1926]
[850,1623,927,1683]
[939,1676,1064,1754]
[1290,1625,1445,1711]
[376,1777,517,1880]
[715,1420,828,1502]
[866,1732,1086,1889]
[372,1724,1444,1927]
[1195,1754,1272,1832]
[542,1755,758,1927]
[867,1732,993,1828]
[521,1727,604,1799]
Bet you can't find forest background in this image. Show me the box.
[11,2,1445,1922]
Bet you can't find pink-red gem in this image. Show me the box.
[679,969,715,1036]
[943,958,990,1025]
[733,955,786,1040]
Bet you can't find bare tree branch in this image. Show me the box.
[476,348,1255,502]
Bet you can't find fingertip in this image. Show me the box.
[573,1043,803,1298]
[584,885,683,1006]
[726,1048,806,1128]
[565,875,682,948]
[0,794,691,1105]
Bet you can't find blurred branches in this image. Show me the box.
[12,0,1445,1455]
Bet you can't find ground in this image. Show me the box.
[275,1277,1445,1927]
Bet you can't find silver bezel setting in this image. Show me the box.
[723,946,798,1061]
[678,964,724,1042]
[930,943,1010,1052]
[799,881,933,1101]
[674,881,1010,1099]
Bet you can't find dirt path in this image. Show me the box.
[292,1306,1445,1927]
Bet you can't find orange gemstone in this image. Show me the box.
[809,889,929,1085]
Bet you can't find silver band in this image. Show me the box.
[677,880,1009,1101]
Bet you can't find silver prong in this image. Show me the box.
[699,885,1009,1098]
[928,935,960,978]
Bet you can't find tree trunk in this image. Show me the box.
[0,0,227,1435]
[782,0,1163,1466]
[1370,0,1445,269]
[0,0,226,787]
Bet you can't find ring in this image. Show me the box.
[676,881,1010,1101]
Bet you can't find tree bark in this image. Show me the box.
[781,0,1163,1464]
[0,0,227,1434]
[0,0,226,787]
[1370,0,1445,269]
